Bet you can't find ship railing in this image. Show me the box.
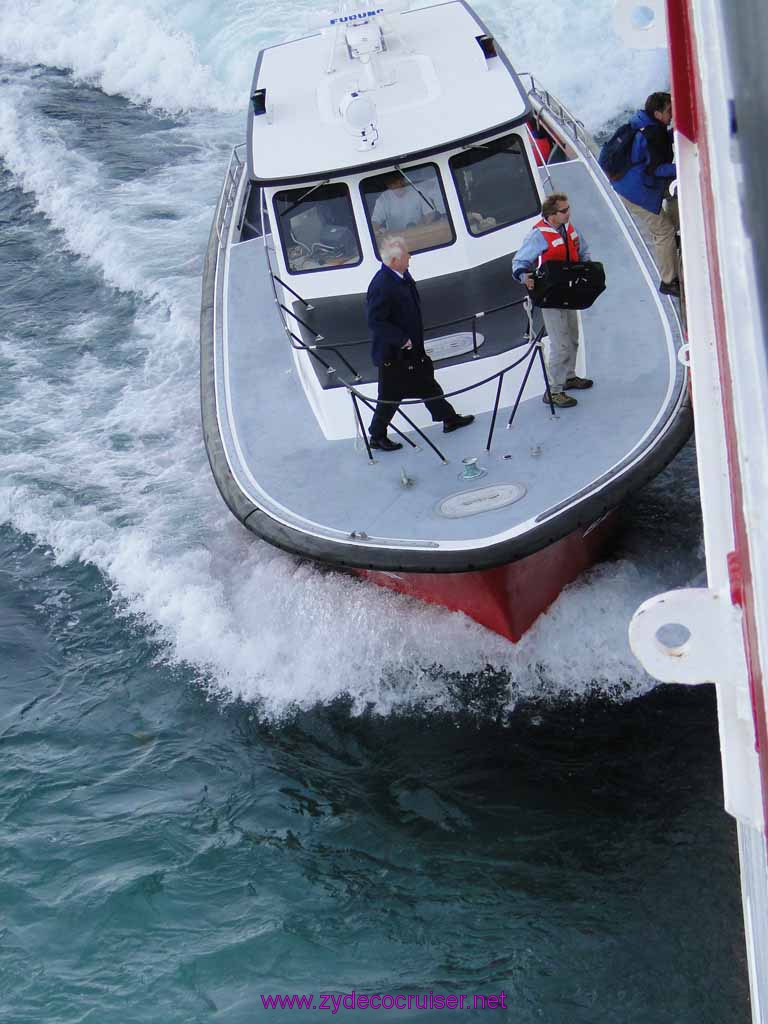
[284,306,553,465]
[215,144,246,247]
[278,286,532,380]
[310,297,527,355]
[520,73,598,159]
[347,323,551,464]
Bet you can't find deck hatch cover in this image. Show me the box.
[437,483,527,518]
[425,331,485,362]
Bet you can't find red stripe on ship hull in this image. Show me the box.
[668,0,768,836]
[666,0,700,141]
[358,513,618,642]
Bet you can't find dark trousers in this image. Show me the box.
[369,357,456,440]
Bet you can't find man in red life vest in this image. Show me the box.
[512,192,594,408]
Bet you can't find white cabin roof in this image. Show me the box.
[249,1,529,183]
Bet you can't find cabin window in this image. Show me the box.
[449,134,539,236]
[360,164,455,257]
[273,182,362,274]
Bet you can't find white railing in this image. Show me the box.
[520,72,599,159]
[215,144,246,246]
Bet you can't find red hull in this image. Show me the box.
[358,512,619,642]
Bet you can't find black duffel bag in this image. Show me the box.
[532,259,606,310]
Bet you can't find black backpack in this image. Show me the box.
[598,123,644,181]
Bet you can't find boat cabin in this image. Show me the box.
[236,2,571,439]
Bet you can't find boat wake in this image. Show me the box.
[0,0,696,717]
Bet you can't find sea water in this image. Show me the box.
[0,1,750,1021]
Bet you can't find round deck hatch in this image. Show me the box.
[437,482,527,518]
[424,331,485,362]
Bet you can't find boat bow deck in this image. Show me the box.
[213,160,688,567]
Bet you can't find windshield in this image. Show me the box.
[449,134,539,236]
[273,183,361,274]
[361,163,455,257]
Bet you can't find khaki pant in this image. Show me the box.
[542,307,580,392]
[620,195,679,285]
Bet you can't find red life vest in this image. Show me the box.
[535,218,581,265]
[527,124,552,166]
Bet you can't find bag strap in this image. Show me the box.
[561,224,572,265]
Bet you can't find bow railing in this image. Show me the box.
[214,144,246,247]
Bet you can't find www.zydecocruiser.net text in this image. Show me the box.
[261,992,508,1012]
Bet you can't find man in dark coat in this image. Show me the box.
[367,237,473,451]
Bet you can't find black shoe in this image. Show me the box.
[565,375,593,390]
[659,278,681,297]
[443,414,475,433]
[370,436,403,452]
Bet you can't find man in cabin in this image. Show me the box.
[512,192,593,409]
[611,91,680,296]
[371,171,444,233]
[366,237,474,451]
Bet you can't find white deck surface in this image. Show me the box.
[216,161,686,551]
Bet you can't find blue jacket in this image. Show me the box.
[367,265,425,367]
[612,110,676,215]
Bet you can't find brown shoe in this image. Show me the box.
[542,391,577,408]
[565,376,593,390]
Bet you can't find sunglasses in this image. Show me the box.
[556,206,570,214]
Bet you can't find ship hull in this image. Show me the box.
[358,511,618,641]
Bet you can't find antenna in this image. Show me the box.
[324,0,411,72]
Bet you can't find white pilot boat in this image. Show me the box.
[200,0,691,641]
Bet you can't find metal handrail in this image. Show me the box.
[276,290,551,464]
[279,303,323,342]
[270,272,313,310]
[282,295,529,355]
[520,73,598,157]
[286,329,361,381]
[275,277,540,426]
[215,145,246,247]
[344,328,554,464]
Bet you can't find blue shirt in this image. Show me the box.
[612,110,676,215]
[512,222,591,282]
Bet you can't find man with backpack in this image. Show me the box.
[601,92,680,297]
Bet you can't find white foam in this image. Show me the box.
[0,0,688,714]
[480,0,671,130]
[0,0,237,112]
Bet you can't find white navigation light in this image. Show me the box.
[339,91,379,149]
